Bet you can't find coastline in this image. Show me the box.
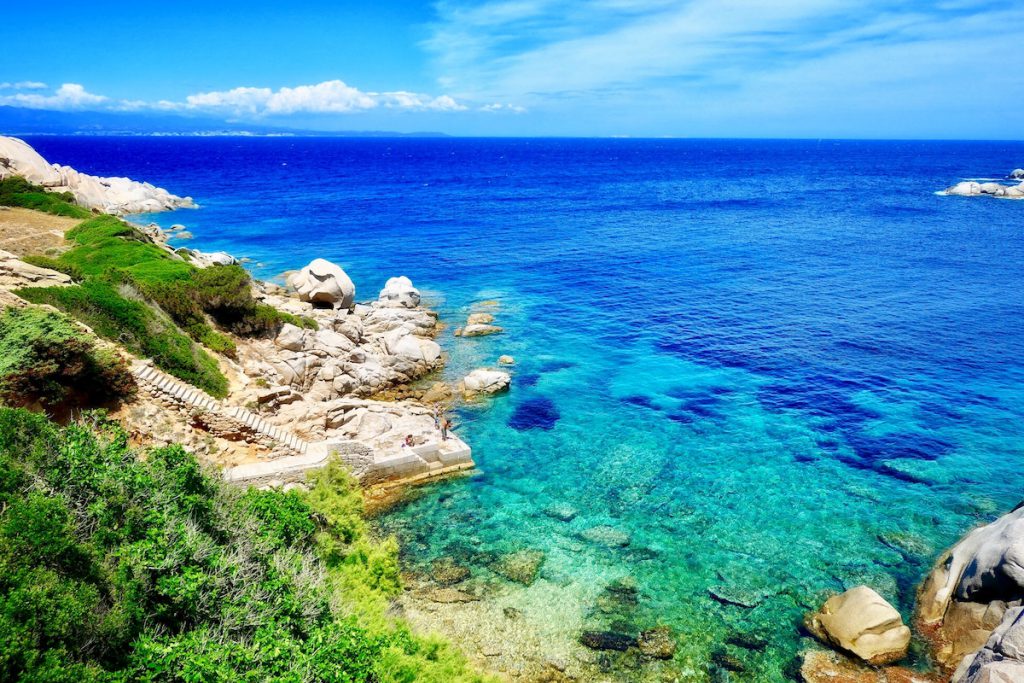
[4,134,1024,682]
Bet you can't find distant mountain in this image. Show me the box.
[0,106,448,137]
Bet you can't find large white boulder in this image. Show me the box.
[461,368,511,396]
[378,276,421,309]
[0,136,63,186]
[287,258,355,310]
[806,586,911,665]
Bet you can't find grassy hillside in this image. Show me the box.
[0,175,92,219]
[0,408,486,682]
[7,177,314,398]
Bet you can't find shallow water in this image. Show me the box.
[28,136,1024,679]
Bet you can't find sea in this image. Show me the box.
[25,136,1024,680]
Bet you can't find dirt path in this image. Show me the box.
[0,206,80,256]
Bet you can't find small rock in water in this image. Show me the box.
[498,354,515,365]
[467,312,495,325]
[430,557,471,586]
[581,525,631,548]
[637,626,676,659]
[711,649,746,672]
[596,577,640,614]
[427,587,479,603]
[579,630,636,652]
[456,323,503,337]
[543,502,579,522]
[491,549,545,585]
[503,606,522,620]
[708,584,768,609]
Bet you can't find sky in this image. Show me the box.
[2,0,1023,138]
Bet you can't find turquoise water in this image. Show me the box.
[26,137,1024,679]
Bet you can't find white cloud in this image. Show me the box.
[0,83,107,110]
[0,79,489,117]
[0,81,47,90]
[480,102,527,113]
[183,80,469,115]
[424,0,1024,111]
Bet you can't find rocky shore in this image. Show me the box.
[0,135,195,214]
[0,135,528,497]
[799,502,1024,683]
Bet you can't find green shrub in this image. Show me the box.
[0,176,91,218]
[0,307,135,409]
[15,282,228,398]
[0,409,487,682]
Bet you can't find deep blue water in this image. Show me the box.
[26,136,1024,679]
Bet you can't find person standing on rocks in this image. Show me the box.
[441,417,453,441]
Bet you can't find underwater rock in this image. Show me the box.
[508,397,560,430]
[581,525,631,548]
[543,502,579,522]
[426,587,479,603]
[491,549,545,585]
[638,627,676,659]
[799,649,941,683]
[710,650,746,673]
[456,323,503,337]
[430,557,471,586]
[708,583,770,609]
[467,312,495,325]
[579,630,636,652]
[596,577,640,613]
[806,586,911,665]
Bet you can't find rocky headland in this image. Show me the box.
[0,135,528,499]
[0,135,195,214]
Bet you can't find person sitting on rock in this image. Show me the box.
[403,434,415,448]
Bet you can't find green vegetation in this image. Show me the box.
[16,281,229,398]
[0,408,486,682]
[0,175,91,219]
[0,307,135,409]
[7,177,315,395]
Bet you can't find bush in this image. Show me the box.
[0,409,487,682]
[15,282,229,399]
[0,176,91,219]
[0,307,135,409]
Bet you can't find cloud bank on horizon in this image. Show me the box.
[1,0,1022,136]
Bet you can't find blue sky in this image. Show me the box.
[2,1,1022,137]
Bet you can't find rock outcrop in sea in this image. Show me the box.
[942,170,1024,199]
[0,135,195,214]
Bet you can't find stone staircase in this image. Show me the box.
[131,361,309,455]
[131,360,474,487]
